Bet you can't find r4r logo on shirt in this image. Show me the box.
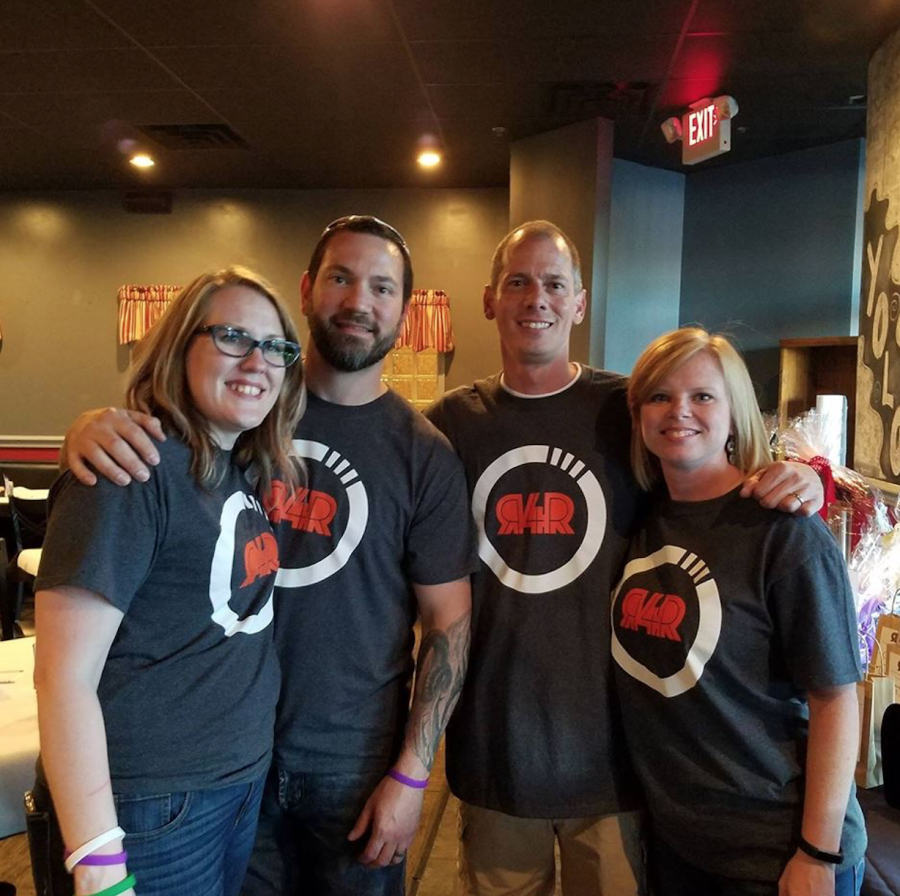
[495,492,575,536]
[265,481,338,536]
[619,587,686,642]
[241,532,279,587]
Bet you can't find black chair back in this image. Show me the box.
[2,474,47,551]
[0,536,13,640]
[2,475,47,639]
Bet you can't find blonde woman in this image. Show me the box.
[612,327,866,896]
[34,267,304,896]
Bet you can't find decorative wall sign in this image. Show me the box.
[856,33,900,483]
[859,192,900,479]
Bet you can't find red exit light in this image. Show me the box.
[687,104,718,146]
[680,96,735,165]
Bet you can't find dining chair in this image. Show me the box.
[2,475,47,640]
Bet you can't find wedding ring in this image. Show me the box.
[791,492,804,504]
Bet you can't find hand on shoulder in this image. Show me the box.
[740,461,823,518]
[63,407,165,487]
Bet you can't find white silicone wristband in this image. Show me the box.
[64,825,126,874]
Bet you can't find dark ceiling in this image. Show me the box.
[2,0,899,191]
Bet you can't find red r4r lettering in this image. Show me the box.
[265,480,338,536]
[619,587,686,642]
[495,492,575,535]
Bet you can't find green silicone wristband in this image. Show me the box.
[85,873,137,896]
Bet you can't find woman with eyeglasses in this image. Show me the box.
[612,327,866,896]
[33,267,305,896]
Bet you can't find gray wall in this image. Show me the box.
[680,139,866,409]
[509,118,614,367]
[0,188,508,435]
[603,159,685,374]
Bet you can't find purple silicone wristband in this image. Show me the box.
[387,769,428,789]
[64,850,128,867]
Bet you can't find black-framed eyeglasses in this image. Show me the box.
[196,325,301,368]
[323,215,410,251]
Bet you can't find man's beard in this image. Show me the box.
[307,310,401,373]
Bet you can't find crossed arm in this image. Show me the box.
[348,578,472,867]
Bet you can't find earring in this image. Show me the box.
[726,435,736,464]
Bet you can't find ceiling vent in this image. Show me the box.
[549,82,653,118]
[136,123,248,151]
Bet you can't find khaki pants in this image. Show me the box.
[457,802,645,896]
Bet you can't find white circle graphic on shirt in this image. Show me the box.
[274,439,369,588]
[209,490,275,637]
[610,544,722,698]
[471,444,606,594]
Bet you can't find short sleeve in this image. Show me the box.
[405,437,478,586]
[35,471,163,612]
[767,530,862,691]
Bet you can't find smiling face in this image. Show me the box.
[301,230,407,372]
[485,232,586,376]
[185,284,287,449]
[639,350,736,482]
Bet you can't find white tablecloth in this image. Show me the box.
[0,636,37,837]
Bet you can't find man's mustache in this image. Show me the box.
[330,311,376,333]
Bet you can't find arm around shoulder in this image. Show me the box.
[62,407,166,487]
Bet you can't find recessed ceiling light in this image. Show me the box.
[129,154,155,169]
[417,150,442,168]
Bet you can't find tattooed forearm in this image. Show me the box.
[408,611,471,771]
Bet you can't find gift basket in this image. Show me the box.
[776,409,900,788]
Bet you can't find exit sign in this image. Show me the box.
[681,101,732,165]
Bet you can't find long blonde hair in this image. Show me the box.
[627,327,771,490]
[126,266,305,494]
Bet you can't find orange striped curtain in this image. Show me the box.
[117,284,182,344]
[395,289,454,353]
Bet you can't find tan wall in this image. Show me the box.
[0,188,508,436]
[856,28,900,480]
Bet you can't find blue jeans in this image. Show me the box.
[241,766,405,896]
[115,775,265,896]
[28,774,265,896]
[649,835,865,896]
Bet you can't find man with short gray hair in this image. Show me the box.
[426,220,823,896]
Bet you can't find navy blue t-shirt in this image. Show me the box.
[36,437,280,793]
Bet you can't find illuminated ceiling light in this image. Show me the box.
[417,150,442,168]
[129,154,155,169]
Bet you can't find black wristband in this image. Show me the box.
[797,835,843,865]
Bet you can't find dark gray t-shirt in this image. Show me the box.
[36,437,280,793]
[426,368,645,817]
[611,487,866,881]
[269,390,477,773]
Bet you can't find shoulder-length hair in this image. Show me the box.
[126,266,305,494]
[627,327,772,491]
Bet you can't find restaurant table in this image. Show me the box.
[0,636,36,838]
